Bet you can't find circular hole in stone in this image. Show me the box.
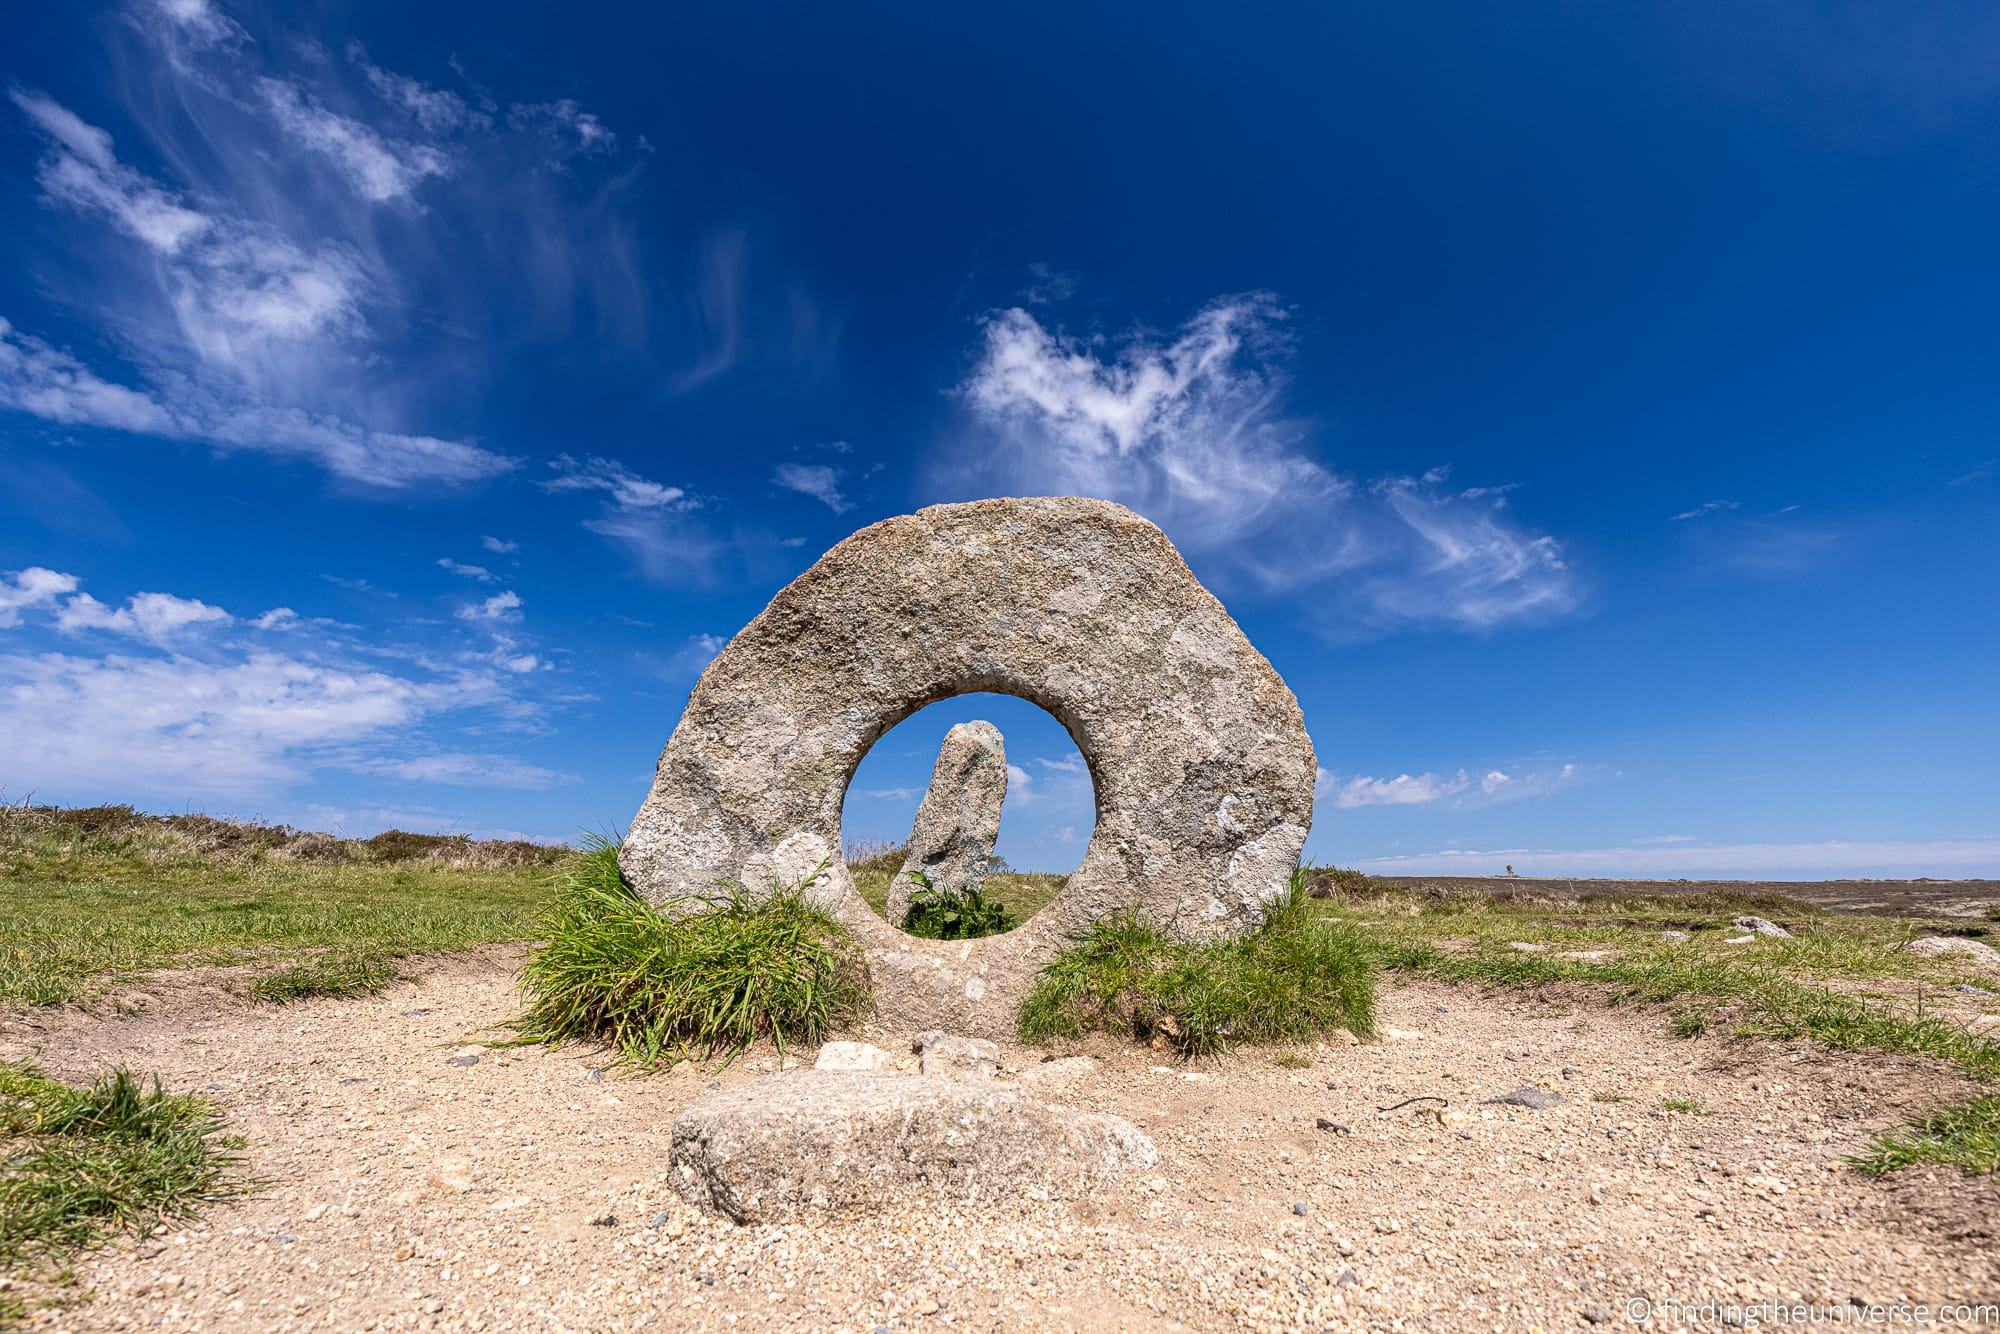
[840,692,1096,939]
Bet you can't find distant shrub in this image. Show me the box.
[1301,866,1398,899]
[362,829,456,862]
[515,837,872,1067]
[1019,890,1377,1057]
[843,840,906,877]
[1,802,566,872]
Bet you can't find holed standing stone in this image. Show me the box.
[620,496,1316,1038]
[883,720,1008,928]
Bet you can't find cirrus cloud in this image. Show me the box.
[945,295,1578,636]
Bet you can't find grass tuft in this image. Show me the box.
[1852,1093,2000,1175]
[249,953,398,1004]
[1019,891,1377,1057]
[514,837,872,1068]
[1,1063,245,1301]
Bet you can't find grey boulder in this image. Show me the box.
[1905,936,2000,969]
[668,1069,1157,1223]
[1483,1087,1563,1110]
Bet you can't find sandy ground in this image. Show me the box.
[5,947,1998,1332]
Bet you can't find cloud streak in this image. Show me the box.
[1317,762,1584,809]
[1357,837,2000,879]
[0,316,514,486]
[771,462,851,512]
[0,565,561,803]
[947,297,1576,635]
[3,9,642,493]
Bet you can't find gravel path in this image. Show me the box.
[4,948,1996,1331]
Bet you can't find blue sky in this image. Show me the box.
[2,1,1996,878]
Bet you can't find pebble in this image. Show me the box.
[1484,1087,1563,1110]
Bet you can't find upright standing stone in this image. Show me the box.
[884,720,1007,928]
[621,496,1316,1038]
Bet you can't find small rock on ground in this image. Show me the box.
[1906,936,2000,968]
[1484,1087,1564,1110]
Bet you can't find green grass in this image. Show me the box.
[1851,1093,2000,1174]
[0,807,553,1009]
[1659,1097,1710,1115]
[1307,874,2000,1174]
[2,1062,246,1320]
[1365,934,2000,1079]
[850,862,1064,933]
[1019,891,1377,1057]
[247,953,400,1004]
[514,838,872,1067]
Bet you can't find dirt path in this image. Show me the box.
[5,949,1997,1331]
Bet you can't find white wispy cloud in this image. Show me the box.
[948,296,1576,634]
[149,0,240,47]
[437,558,496,582]
[1019,261,1078,306]
[1317,762,1584,809]
[12,90,368,364]
[543,454,692,510]
[1949,460,1995,487]
[1670,499,1740,522]
[0,648,489,799]
[1357,837,2000,879]
[1006,763,1035,804]
[361,751,577,789]
[0,317,514,485]
[258,77,449,204]
[1319,769,1471,808]
[480,535,518,554]
[3,84,516,488]
[771,462,851,512]
[349,44,487,135]
[1673,505,1835,575]
[55,590,231,644]
[1,565,557,803]
[0,318,177,435]
[0,568,82,629]
[456,590,522,623]
[542,454,744,583]
[10,90,210,251]
[6,11,639,494]
[507,99,618,157]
